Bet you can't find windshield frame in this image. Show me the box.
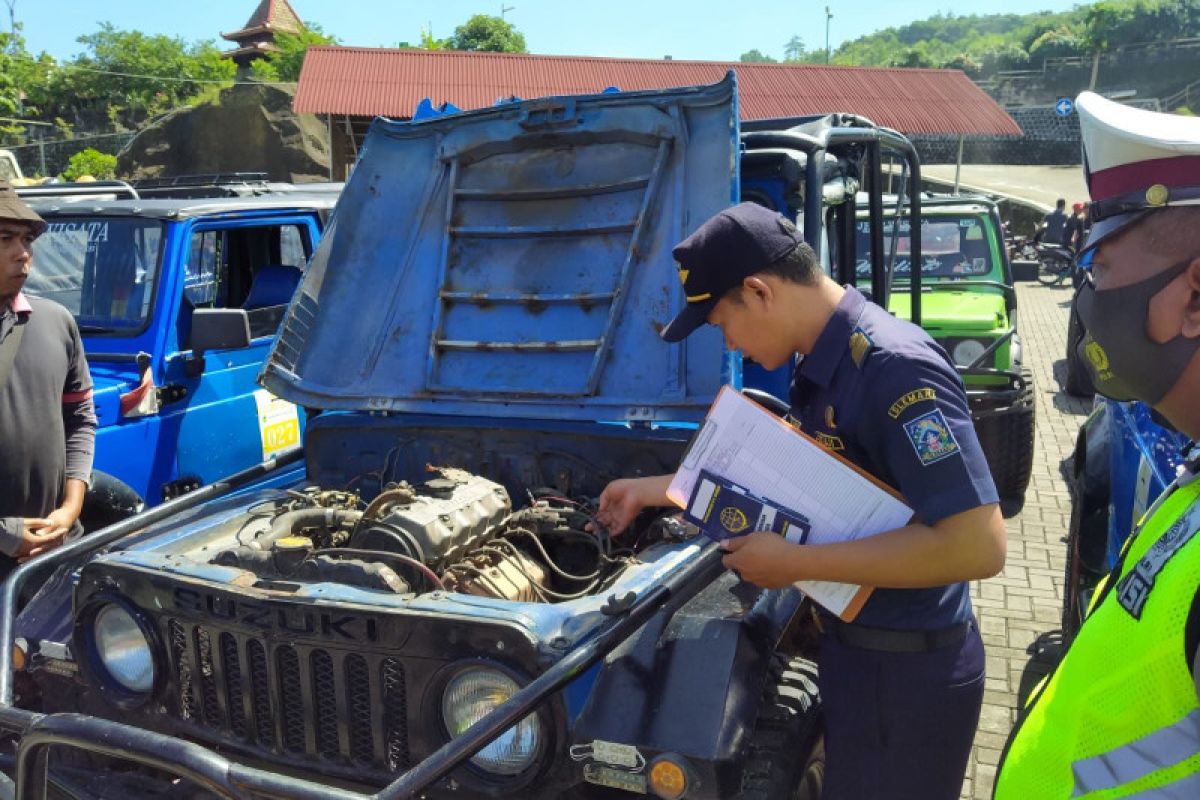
[26,215,167,339]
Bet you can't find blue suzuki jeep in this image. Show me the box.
[19,190,336,525]
[0,76,927,799]
[1063,399,1191,640]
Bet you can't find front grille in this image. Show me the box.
[163,619,411,772]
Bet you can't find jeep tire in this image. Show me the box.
[735,655,823,800]
[975,366,1036,504]
[1064,300,1096,398]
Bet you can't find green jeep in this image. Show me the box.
[855,194,1035,504]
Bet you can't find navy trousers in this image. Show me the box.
[818,619,986,800]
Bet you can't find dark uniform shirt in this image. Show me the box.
[789,287,998,630]
[1041,209,1068,246]
[0,293,96,556]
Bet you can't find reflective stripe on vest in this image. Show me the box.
[1071,709,1200,796]
[1125,768,1200,798]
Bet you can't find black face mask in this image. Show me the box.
[1075,259,1200,404]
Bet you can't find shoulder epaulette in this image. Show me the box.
[848,326,874,369]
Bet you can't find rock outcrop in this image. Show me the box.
[117,82,329,182]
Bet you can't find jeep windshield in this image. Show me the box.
[855,215,994,281]
[26,217,163,334]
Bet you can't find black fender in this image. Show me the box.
[80,472,144,533]
[569,572,806,799]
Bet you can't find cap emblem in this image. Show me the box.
[1146,184,1170,207]
[677,266,689,287]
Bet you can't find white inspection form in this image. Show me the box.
[667,386,914,620]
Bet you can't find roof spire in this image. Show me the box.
[221,0,306,69]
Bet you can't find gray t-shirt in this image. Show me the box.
[0,294,96,555]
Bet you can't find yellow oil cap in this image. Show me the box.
[274,536,313,552]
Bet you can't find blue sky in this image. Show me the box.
[16,1,1085,63]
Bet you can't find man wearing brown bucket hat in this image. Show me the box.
[0,179,96,577]
[994,95,1200,798]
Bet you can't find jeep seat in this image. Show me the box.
[243,264,302,338]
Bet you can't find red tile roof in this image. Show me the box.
[294,47,1020,136]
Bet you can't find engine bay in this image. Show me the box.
[208,466,696,603]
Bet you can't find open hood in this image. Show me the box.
[260,75,738,423]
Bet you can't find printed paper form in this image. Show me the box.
[667,386,914,620]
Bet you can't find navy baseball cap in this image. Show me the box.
[660,202,804,342]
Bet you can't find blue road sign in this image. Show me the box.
[1055,97,1074,117]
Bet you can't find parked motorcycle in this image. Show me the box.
[1034,240,1079,287]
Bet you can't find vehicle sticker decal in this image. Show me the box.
[888,387,936,419]
[254,389,301,460]
[902,409,960,465]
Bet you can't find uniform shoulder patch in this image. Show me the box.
[902,409,960,465]
[888,387,936,419]
[848,327,874,368]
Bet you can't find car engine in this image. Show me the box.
[208,466,673,603]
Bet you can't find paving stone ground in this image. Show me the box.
[959,278,1093,799]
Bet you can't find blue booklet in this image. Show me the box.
[684,469,812,544]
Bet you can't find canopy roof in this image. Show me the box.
[294,47,1020,136]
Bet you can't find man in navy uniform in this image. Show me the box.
[594,202,1006,799]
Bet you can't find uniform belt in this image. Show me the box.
[823,617,972,653]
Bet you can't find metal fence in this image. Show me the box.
[4,132,138,178]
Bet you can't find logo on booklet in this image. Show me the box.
[902,409,960,465]
[719,505,750,534]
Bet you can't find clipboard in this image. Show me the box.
[668,386,914,622]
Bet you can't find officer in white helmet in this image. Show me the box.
[994,93,1200,798]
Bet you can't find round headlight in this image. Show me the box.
[93,603,155,694]
[952,339,988,367]
[442,667,541,776]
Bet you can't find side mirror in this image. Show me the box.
[187,309,251,376]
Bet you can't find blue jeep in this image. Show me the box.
[20,193,336,525]
[1063,397,1191,639]
[0,77,928,799]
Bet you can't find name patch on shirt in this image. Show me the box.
[814,431,845,451]
[902,410,960,465]
[888,388,936,419]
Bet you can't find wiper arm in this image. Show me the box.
[77,325,115,333]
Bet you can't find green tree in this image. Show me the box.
[249,23,337,82]
[62,147,117,180]
[783,35,806,62]
[447,14,527,53]
[39,23,235,131]
[739,49,777,63]
[418,25,447,50]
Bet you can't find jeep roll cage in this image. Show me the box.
[0,114,925,800]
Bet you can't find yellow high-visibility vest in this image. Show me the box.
[994,470,1200,799]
